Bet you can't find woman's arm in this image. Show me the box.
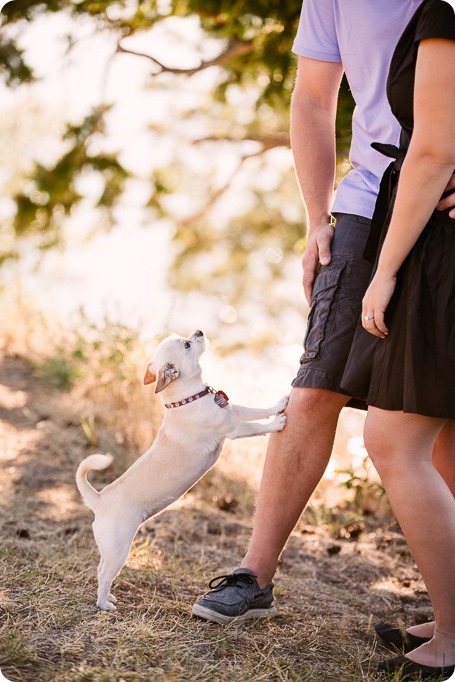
[363,37,455,338]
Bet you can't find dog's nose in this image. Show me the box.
[194,330,204,337]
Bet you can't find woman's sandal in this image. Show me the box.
[375,622,432,653]
[378,654,455,680]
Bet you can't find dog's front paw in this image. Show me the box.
[272,413,287,431]
[275,395,289,413]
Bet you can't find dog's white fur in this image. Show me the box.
[76,331,288,611]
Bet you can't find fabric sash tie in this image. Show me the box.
[363,136,409,263]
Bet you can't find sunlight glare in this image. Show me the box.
[218,305,238,324]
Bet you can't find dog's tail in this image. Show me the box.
[76,454,113,512]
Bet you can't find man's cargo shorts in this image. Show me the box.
[292,214,373,410]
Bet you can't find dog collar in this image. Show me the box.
[164,386,229,409]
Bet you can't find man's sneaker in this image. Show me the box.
[191,568,275,624]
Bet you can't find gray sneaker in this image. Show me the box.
[191,568,275,624]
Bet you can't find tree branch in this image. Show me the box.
[177,155,246,228]
[115,39,254,76]
[193,132,290,151]
[177,137,288,229]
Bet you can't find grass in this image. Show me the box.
[0,532,390,682]
[0,304,439,682]
[0,467,428,682]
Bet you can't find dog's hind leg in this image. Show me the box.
[97,553,128,610]
[96,537,134,610]
[93,517,138,611]
[97,558,117,605]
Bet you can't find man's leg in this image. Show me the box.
[241,386,348,587]
[191,386,348,624]
[192,214,374,623]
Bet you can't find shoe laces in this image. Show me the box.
[208,572,257,591]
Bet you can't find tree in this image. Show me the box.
[0,1,354,334]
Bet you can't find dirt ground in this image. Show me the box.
[0,353,437,682]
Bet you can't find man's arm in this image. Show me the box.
[290,56,344,305]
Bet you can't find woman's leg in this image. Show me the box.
[433,419,455,497]
[365,407,455,667]
[402,419,455,640]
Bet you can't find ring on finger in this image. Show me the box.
[364,315,374,321]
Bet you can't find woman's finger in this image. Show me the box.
[372,310,389,337]
[362,309,388,338]
[362,311,378,334]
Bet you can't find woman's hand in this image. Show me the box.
[362,270,397,338]
[436,171,455,218]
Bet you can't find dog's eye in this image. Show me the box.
[184,341,191,349]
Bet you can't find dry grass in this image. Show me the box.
[0,306,441,682]
[0,500,410,682]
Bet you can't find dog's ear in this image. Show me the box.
[143,366,156,385]
[155,363,180,393]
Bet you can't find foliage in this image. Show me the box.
[0,0,354,320]
[337,467,387,511]
[31,310,159,453]
[36,354,80,388]
[2,0,304,103]
[35,311,143,391]
[13,108,130,250]
[0,31,33,85]
[336,464,391,520]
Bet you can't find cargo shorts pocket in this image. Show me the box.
[301,262,346,362]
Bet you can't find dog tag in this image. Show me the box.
[214,390,229,408]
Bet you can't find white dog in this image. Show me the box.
[76,330,288,610]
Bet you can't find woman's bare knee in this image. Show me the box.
[364,408,446,480]
[363,414,393,478]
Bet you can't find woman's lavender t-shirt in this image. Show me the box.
[293,0,424,219]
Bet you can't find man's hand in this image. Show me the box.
[436,172,455,217]
[302,222,335,306]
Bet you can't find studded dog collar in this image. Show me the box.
[165,386,229,409]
